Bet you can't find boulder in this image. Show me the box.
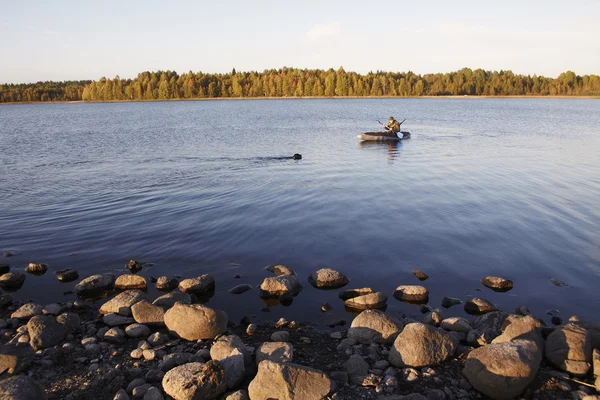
[256,342,293,364]
[27,315,68,350]
[131,301,165,326]
[156,276,179,291]
[492,314,542,344]
[338,287,374,300]
[441,317,472,333]
[393,285,429,303]
[210,335,248,390]
[545,323,592,376]
[259,275,302,297]
[162,361,226,400]
[464,298,498,315]
[265,265,296,276]
[75,273,115,297]
[115,274,147,290]
[11,303,43,319]
[481,276,513,292]
[348,309,402,344]
[0,272,25,289]
[389,323,457,368]
[248,360,333,400]
[179,275,215,295]
[229,284,252,294]
[25,263,48,275]
[152,291,192,309]
[164,302,227,341]
[0,375,47,400]
[0,344,35,374]
[99,289,146,316]
[463,339,542,399]
[344,292,387,310]
[55,268,79,282]
[308,268,349,289]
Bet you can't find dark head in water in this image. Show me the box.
[292,153,302,160]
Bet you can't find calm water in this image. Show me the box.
[1,99,599,326]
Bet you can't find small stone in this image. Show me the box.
[126,260,142,272]
[56,268,79,282]
[275,318,288,329]
[104,327,126,344]
[143,387,164,400]
[148,332,169,346]
[246,324,257,336]
[127,378,147,393]
[143,349,156,361]
[413,269,429,280]
[178,275,216,295]
[104,314,136,326]
[271,331,289,341]
[131,348,144,359]
[0,272,26,289]
[42,303,62,315]
[114,388,130,400]
[423,309,443,327]
[330,331,343,340]
[403,367,420,382]
[125,324,151,338]
[441,317,472,333]
[464,298,498,315]
[155,276,179,291]
[481,276,513,292]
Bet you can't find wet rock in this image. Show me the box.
[545,323,592,376]
[25,263,48,275]
[0,344,35,374]
[344,354,370,384]
[152,292,192,309]
[423,309,444,327]
[99,289,146,316]
[179,274,216,295]
[125,323,151,338]
[56,312,80,331]
[413,269,429,281]
[265,264,295,276]
[464,298,498,315]
[126,260,142,272]
[0,264,10,275]
[463,339,542,399]
[308,268,349,289]
[155,276,179,291]
[164,302,227,341]
[229,284,252,294]
[104,314,136,326]
[256,341,293,364]
[116,275,147,290]
[393,285,429,303]
[271,331,289,342]
[27,315,68,350]
[348,309,403,344]
[131,301,165,326]
[248,360,333,400]
[389,323,458,368]
[210,335,249,389]
[162,361,227,400]
[11,303,43,319]
[481,276,513,292]
[259,274,302,297]
[75,273,115,297]
[441,296,462,308]
[440,317,472,333]
[0,272,26,289]
[344,292,388,310]
[0,375,47,400]
[55,268,79,282]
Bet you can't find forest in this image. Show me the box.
[1,67,599,103]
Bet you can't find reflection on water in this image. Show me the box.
[358,140,403,164]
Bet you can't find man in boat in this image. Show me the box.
[384,116,400,134]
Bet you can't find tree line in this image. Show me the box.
[1,68,599,103]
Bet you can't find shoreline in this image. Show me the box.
[1,264,599,399]
[0,95,598,106]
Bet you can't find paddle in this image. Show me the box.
[376,118,406,130]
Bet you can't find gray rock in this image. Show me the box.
[164,302,227,341]
[308,268,349,289]
[0,272,26,289]
[463,339,542,399]
[248,360,333,400]
[270,331,289,342]
[441,297,462,308]
[259,274,302,297]
[132,383,151,399]
[393,285,429,303]
[127,378,147,393]
[0,344,35,374]
[344,292,388,310]
[389,323,457,368]
[344,354,370,384]
[104,313,136,326]
[348,309,403,344]
[155,276,179,291]
[159,352,193,371]
[0,294,14,308]
[55,268,79,282]
[99,289,146,316]
[56,312,80,331]
[440,317,471,333]
[148,332,170,346]
[0,375,47,399]
[162,361,226,400]
[131,301,165,326]
[545,323,592,376]
[152,292,192,309]
[11,303,43,319]
[481,276,513,292]
[114,388,130,400]
[178,275,215,295]
[25,263,48,275]
[42,303,62,315]
[27,315,68,350]
[256,342,293,364]
[116,274,147,290]
[464,298,498,315]
[143,387,164,400]
[125,323,151,338]
[229,284,252,294]
[75,273,115,297]
[104,327,127,344]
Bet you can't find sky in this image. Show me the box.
[1,0,599,84]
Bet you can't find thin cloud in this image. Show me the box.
[306,22,341,41]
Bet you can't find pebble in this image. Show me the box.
[330,331,343,340]
[132,383,151,399]
[130,348,144,359]
[81,337,98,346]
[127,378,147,393]
[275,318,288,328]
[143,349,156,361]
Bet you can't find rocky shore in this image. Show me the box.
[0,261,599,400]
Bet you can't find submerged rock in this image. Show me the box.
[481,276,513,292]
[164,303,227,341]
[265,265,296,276]
[229,284,252,294]
[393,285,429,303]
[55,268,79,282]
[464,298,498,315]
[25,263,48,275]
[0,272,26,289]
[441,296,463,308]
[308,268,349,289]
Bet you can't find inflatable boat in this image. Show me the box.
[357,131,411,141]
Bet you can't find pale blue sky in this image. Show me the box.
[1,0,598,83]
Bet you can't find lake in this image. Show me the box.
[1,98,599,326]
